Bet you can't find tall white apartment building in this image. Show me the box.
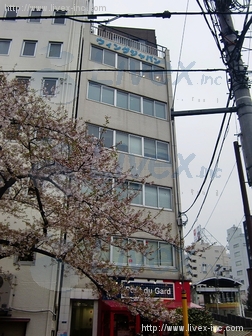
[0,2,187,335]
[227,226,249,299]
[185,241,231,283]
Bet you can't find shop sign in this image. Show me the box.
[122,282,174,299]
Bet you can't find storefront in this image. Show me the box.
[98,280,192,336]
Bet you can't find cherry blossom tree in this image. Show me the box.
[0,74,180,322]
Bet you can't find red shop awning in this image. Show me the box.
[102,300,129,312]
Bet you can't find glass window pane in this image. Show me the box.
[128,183,142,205]
[129,135,142,155]
[155,102,166,119]
[129,95,141,112]
[128,239,144,266]
[23,41,36,56]
[129,58,140,75]
[88,82,101,101]
[100,128,113,147]
[30,10,42,23]
[159,187,171,209]
[6,7,18,19]
[43,79,57,96]
[142,63,152,80]
[116,131,128,152]
[157,141,169,161]
[117,91,128,109]
[0,40,11,54]
[153,65,165,83]
[54,10,67,24]
[49,43,62,57]
[146,241,159,266]
[91,46,103,63]
[104,49,115,67]
[145,185,158,208]
[143,98,154,116]
[101,87,114,105]
[87,124,99,138]
[112,239,127,265]
[144,138,156,158]
[118,55,128,70]
[160,243,173,267]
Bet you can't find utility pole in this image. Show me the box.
[214,0,252,186]
[213,0,252,309]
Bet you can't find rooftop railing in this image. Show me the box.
[91,25,167,59]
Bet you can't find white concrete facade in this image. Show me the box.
[185,241,231,283]
[227,226,249,299]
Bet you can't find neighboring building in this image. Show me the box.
[185,240,231,283]
[0,2,185,336]
[227,225,249,301]
[192,277,242,316]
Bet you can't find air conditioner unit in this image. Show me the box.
[0,274,12,311]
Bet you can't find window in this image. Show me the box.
[101,87,114,105]
[144,138,169,161]
[16,76,31,88]
[91,46,116,67]
[90,46,165,83]
[129,135,142,155]
[88,81,167,119]
[129,94,141,112]
[237,270,243,276]
[128,182,143,205]
[234,251,240,257]
[118,55,128,70]
[111,238,173,268]
[53,10,67,24]
[14,252,36,266]
[48,42,63,58]
[116,91,128,109]
[87,124,170,162]
[5,6,18,20]
[88,82,101,101]
[29,9,42,23]
[42,78,57,96]
[124,182,172,210]
[202,263,207,273]
[21,40,37,56]
[129,58,141,75]
[236,260,242,266]
[233,243,239,248]
[0,39,11,55]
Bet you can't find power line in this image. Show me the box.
[172,0,190,109]
[203,162,236,229]
[0,68,229,74]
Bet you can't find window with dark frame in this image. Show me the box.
[29,9,42,23]
[21,40,37,56]
[48,42,63,58]
[42,78,57,96]
[0,39,11,55]
[53,10,67,24]
[5,6,19,19]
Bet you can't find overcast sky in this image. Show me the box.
[95,0,252,247]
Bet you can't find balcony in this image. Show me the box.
[91,24,167,59]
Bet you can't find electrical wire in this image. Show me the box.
[198,218,244,283]
[183,101,233,238]
[203,162,236,229]
[0,68,228,74]
[172,0,190,110]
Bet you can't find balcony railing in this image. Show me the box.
[91,25,167,59]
